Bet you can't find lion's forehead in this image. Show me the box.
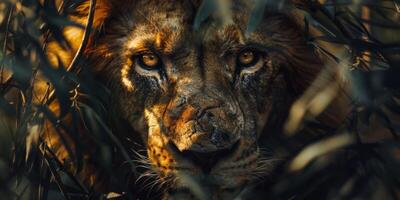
[117,1,260,55]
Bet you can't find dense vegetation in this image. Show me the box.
[0,0,399,199]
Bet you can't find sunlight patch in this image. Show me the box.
[121,64,135,91]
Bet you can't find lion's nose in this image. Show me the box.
[197,108,234,147]
[181,140,239,173]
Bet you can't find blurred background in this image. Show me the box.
[0,0,400,199]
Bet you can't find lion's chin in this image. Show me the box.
[165,174,247,200]
[158,168,252,200]
[146,138,269,199]
[166,187,245,200]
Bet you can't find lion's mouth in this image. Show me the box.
[169,140,241,174]
[144,137,268,199]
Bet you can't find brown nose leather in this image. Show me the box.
[197,108,233,148]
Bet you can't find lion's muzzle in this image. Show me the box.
[146,83,245,175]
[168,92,242,170]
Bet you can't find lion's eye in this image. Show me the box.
[237,49,260,68]
[136,52,162,70]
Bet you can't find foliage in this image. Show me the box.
[0,0,399,199]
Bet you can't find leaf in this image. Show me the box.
[289,133,355,171]
[193,0,215,30]
[25,121,41,162]
[246,0,268,37]
[0,95,15,117]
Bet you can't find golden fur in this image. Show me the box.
[44,0,351,199]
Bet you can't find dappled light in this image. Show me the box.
[1,0,400,199]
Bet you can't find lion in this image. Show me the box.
[44,0,350,199]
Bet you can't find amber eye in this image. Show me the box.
[137,52,162,69]
[237,50,260,67]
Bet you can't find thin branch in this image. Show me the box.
[46,0,97,105]
[0,6,14,86]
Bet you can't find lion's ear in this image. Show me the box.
[47,0,113,68]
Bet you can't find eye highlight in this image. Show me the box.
[237,49,261,68]
[136,52,162,70]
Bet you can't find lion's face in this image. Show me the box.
[87,0,322,198]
